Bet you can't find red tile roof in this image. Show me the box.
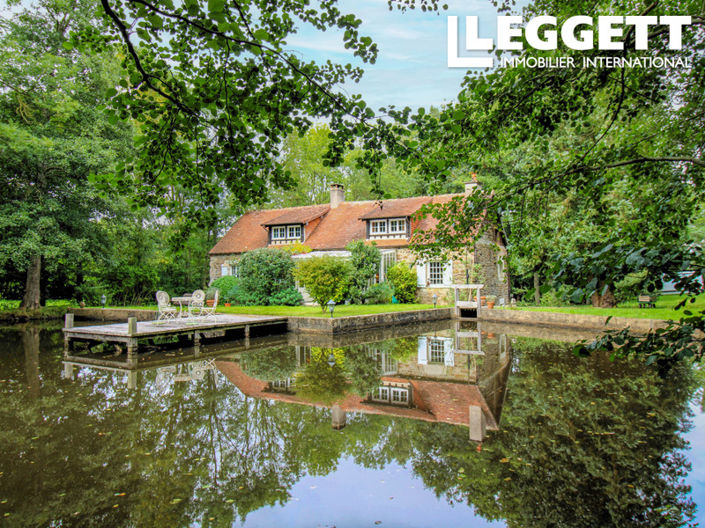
[210,193,467,255]
[215,360,498,429]
[261,204,329,226]
[358,196,431,220]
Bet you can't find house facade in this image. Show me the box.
[209,181,510,304]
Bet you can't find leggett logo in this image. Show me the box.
[448,15,693,68]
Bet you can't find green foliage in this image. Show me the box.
[210,276,240,303]
[269,287,304,306]
[241,347,298,382]
[614,270,651,303]
[236,249,296,306]
[294,257,352,310]
[363,282,394,304]
[294,348,347,404]
[277,242,312,256]
[386,263,417,303]
[82,1,382,221]
[346,240,381,303]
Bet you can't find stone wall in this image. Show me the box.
[209,254,236,282]
[479,308,667,334]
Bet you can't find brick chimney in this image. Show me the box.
[464,173,480,195]
[329,183,345,208]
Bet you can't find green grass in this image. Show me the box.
[93,303,442,318]
[0,299,75,310]
[502,294,704,320]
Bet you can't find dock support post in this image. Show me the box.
[62,363,74,380]
[126,317,138,367]
[127,371,137,389]
[244,325,250,349]
[193,331,201,354]
[64,313,74,357]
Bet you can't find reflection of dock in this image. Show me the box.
[61,333,288,387]
[62,313,288,367]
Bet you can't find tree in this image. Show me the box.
[236,248,297,306]
[80,0,382,220]
[374,0,705,359]
[294,256,352,310]
[0,0,134,308]
[345,240,381,303]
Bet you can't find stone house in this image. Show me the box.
[209,181,510,304]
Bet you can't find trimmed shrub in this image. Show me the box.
[210,276,240,303]
[270,287,304,306]
[294,256,352,310]
[387,263,417,303]
[364,282,394,304]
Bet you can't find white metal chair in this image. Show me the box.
[156,291,178,322]
[186,289,206,321]
[200,289,219,320]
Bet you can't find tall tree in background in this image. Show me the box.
[0,0,134,308]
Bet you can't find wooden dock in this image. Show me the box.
[62,313,288,367]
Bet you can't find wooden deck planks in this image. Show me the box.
[63,314,287,339]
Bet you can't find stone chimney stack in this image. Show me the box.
[464,173,480,195]
[329,183,345,208]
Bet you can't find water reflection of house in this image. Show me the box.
[217,325,511,441]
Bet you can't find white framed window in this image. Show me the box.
[272,226,287,240]
[231,263,239,278]
[391,388,408,404]
[417,261,453,287]
[428,262,444,285]
[271,224,303,241]
[376,251,397,283]
[288,225,302,239]
[371,386,409,405]
[429,339,445,363]
[371,220,387,234]
[220,264,231,276]
[389,218,407,234]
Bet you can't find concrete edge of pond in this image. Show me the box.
[68,307,454,334]
[287,308,453,334]
[479,308,668,333]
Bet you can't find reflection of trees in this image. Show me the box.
[241,346,298,382]
[0,327,699,528]
[294,348,347,404]
[408,339,698,528]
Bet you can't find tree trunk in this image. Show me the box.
[533,273,541,305]
[20,255,42,310]
[24,326,41,399]
[591,282,617,307]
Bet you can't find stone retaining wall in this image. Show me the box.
[288,308,452,334]
[479,308,668,334]
[72,308,158,322]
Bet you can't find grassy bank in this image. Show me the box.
[94,303,442,318]
[502,294,704,320]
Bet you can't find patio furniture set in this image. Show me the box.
[155,289,220,324]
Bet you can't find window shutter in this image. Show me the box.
[417,336,428,365]
[443,261,453,285]
[443,338,454,366]
[220,264,230,276]
[416,262,426,287]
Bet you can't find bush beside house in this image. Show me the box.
[294,256,352,310]
[387,263,417,303]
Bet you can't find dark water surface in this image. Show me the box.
[0,321,702,527]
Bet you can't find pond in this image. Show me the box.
[0,320,703,527]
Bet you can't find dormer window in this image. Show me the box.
[371,220,387,235]
[270,223,303,243]
[367,217,408,239]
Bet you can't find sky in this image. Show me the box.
[286,0,514,111]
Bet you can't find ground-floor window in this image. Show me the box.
[416,261,453,287]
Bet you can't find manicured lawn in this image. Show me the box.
[95,303,443,318]
[502,294,705,320]
[217,303,441,317]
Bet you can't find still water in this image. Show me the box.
[0,320,703,527]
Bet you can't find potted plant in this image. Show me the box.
[486,295,497,309]
[206,287,218,307]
